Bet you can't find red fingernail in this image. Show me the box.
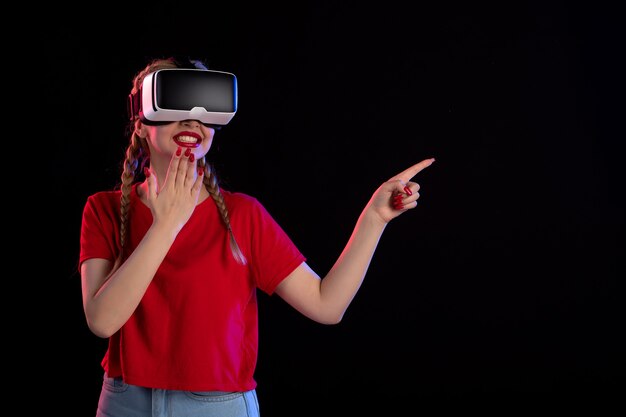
[403,186,412,196]
[184,148,191,156]
[394,203,404,210]
[197,167,204,176]
[176,147,182,156]
[189,153,195,162]
[144,167,150,177]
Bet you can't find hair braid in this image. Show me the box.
[118,132,146,260]
[199,158,247,265]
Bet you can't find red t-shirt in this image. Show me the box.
[79,184,306,391]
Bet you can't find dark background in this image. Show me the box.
[39,1,622,414]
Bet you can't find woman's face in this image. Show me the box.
[141,119,215,166]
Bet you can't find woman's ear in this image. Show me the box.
[135,120,147,138]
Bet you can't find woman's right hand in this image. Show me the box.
[143,147,204,234]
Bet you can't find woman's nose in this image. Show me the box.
[181,119,201,128]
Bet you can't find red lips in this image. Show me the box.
[173,131,202,148]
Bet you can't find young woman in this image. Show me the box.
[79,56,435,417]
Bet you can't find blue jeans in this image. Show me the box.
[96,373,260,417]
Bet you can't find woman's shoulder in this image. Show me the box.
[221,188,261,208]
[220,189,284,224]
[84,188,123,209]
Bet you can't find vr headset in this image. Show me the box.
[128,68,238,128]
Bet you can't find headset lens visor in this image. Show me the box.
[156,69,236,113]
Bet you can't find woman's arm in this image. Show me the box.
[81,222,180,338]
[274,158,435,324]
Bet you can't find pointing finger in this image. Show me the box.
[389,158,435,182]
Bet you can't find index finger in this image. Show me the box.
[389,158,436,182]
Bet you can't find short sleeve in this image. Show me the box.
[79,193,120,271]
[243,198,306,294]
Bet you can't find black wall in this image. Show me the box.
[39,1,622,415]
